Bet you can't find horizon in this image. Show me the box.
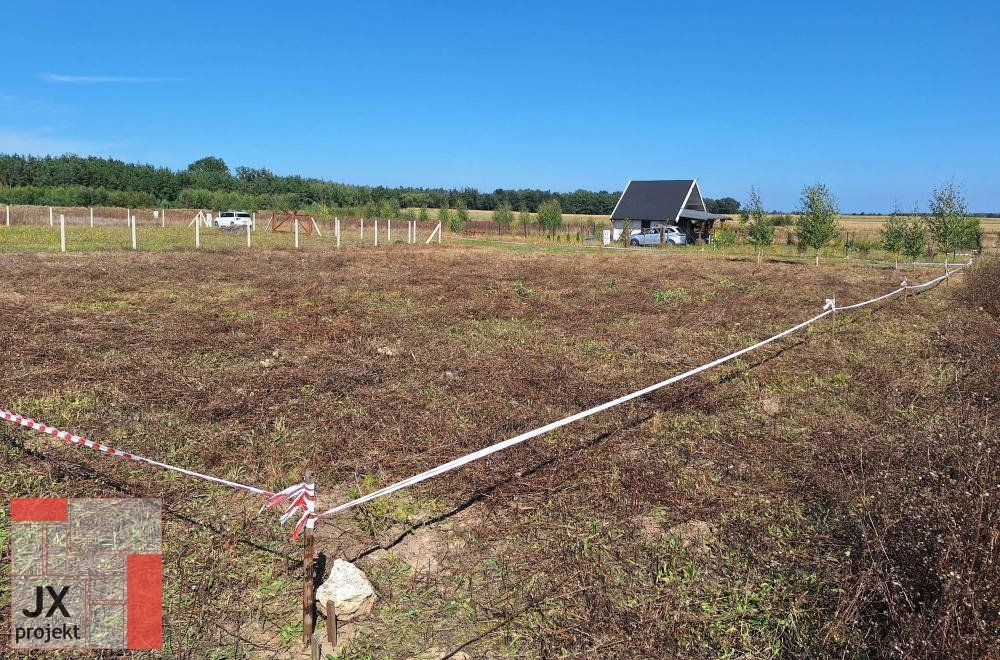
[1,1,998,212]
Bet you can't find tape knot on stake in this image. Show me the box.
[260,482,316,540]
[823,298,836,311]
[901,277,908,288]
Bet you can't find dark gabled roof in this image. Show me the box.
[609,180,695,222]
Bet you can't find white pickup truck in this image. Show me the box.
[213,211,253,228]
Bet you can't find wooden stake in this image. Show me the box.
[295,219,300,249]
[374,220,379,247]
[195,213,201,249]
[131,215,137,250]
[246,222,251,248]
[49,206,54,227]
[89,207,93,228]
[161,208,166,228]
[59,214,66,253]
[325,601,337,646]
[387,219,391,242]
[302,470,316,645]
[360,218,365,243]
[5,204,9,226]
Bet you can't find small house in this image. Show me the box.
[609,179,728,242]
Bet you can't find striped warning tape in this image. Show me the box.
[0,408,314,537]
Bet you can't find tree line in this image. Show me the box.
[0,154,745,218]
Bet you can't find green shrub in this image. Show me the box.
[713,226,737,249]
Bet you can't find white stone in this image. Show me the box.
[316,559,376,619]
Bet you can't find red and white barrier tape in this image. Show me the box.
[0,408,316,538]
[317,262,971,519]
[259,481,316,540]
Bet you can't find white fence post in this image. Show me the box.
[89,207,94,228]
[360,218,364,243]
[59,214,66,252]
[131,215,137,250]
[374,219,379,247]
[335,217,341,248]
[161,208,166,228]
[294,218,300,249]
[126,207,130,226]
[195,214,200,249]
[5,204,9,226]
[246,222,251,248]
[49,206,54,227]
[252,212,256,232]
[387,219,391,242]
[424,222,442,244]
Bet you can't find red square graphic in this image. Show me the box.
[126,554,163,650]
[11,498,68,522]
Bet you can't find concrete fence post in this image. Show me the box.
[89,207,94,228]
[131,215,137,250]
[59,214,66,252]
[49,206,54,227]
[5,204,9,227]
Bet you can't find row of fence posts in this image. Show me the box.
[5,205,443,252]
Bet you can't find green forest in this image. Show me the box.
[0,154,741,216]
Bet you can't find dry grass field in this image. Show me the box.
[0,241,997,658]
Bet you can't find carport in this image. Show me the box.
[608,179,729,243]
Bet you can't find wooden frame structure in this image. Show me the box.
[267,211,323,236]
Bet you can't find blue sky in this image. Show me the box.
[1,1,998,211]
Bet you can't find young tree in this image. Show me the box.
[927,182,981,265]
[493,200,514,235]
[537,198,563,238]
[437,204,450,228]
[619,217,633,246]
[797,183,839,265]
[881,202,908,269]
[418,206,430,222]
[744,186,774,263]
[447,201,465,233]
[455,199,469,226]
[516,207,531,237]
[901,219,927,265]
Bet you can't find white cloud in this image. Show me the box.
[38,73,185,84]
[0,127,122,155]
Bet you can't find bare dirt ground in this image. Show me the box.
[1,244,996,658]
